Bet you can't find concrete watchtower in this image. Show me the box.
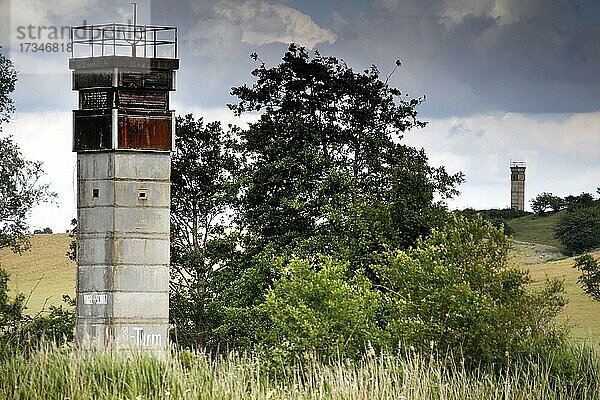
[69,19,178,349]
[510,162,526,211]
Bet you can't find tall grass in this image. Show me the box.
[1,344,599,399]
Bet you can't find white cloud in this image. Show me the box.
[439,0,494,28]
[173,103,260,129]
[208,0,336,49]
[3,111,76,232]
[437,0,548,28]
[404,112,600,210]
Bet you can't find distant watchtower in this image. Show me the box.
[69,18,178,350]
[510,162,526,211]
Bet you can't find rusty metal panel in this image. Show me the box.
[117,110,172,151]
[117,91,168,110]
[74,71,113,89]
[73,109,113,151]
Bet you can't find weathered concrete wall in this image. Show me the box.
[76,151,170,350]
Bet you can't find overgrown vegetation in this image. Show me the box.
[459,207,530,235]
[0,267,75,356]
[1,345,599,400]
[163,45,577,370]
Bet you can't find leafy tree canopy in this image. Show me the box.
[555,193,600,255]
[169,115,240,349]
[230,44,463,254]
[530,192,565,215]
[0,51,55,252]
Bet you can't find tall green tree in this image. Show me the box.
[0,49,55,253]
[209,45,463,349]
[169,114,240,349]
[0,48,17,129]
[230,45,462,256]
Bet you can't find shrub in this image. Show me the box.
[555,205,600,255]
[220,216,569,367]
[256,256,381,362]
[573,254,600,302]
[372,215,568,365]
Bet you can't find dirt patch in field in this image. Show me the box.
[510,240,564,263]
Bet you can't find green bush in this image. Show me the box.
[256,256,381,362]
[372,215,568,365]
[573,254,600,302]
[216,216,569,367]
[555,205,600,255]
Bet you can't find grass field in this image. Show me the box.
[505,211,600,345]
[511,241,600,346]
[0,233,75,314]
[508,211,564,249]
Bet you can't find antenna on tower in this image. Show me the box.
[126,2,142,57]
[132,2,137,27]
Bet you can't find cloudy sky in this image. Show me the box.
[0,0,599,232]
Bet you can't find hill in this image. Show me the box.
[0,233,75,314]
[507,211,564,249]
[511,241,600,346]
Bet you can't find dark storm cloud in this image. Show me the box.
[7,0,600,117]
[328,0,600,117]
[148,0,338,112]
